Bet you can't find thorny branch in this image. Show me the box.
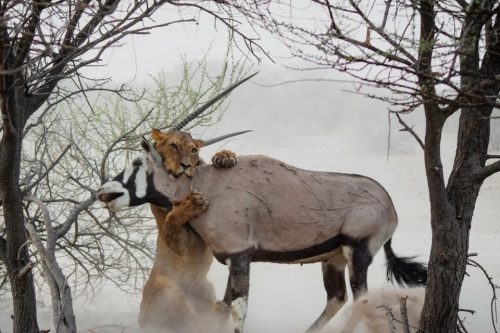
[394,112,425,150]
[467,253,499,333]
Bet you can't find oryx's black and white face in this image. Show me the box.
[97,138,173,212]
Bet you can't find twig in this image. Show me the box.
[377,304,396,333]
[486,155,500,160]
[467,255,499,333]
[458,308,476,315]
[22,144,73,195]
[457,316,470,333]
[394,112,425,150]
[0,236,6,263]
[17,261,35,278]
[400,296,411,333]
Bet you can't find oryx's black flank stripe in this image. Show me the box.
[213,234,367,264]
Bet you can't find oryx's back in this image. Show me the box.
[189,155,397,256]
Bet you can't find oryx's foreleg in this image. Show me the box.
[226,252,251,333]
[306,250,348,333]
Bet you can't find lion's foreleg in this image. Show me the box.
[159,191,208,256]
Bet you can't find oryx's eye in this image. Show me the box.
[191,147,198,154]
[170,143,178,150]
[133,159,142,167]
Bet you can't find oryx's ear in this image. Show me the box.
[141,137,163,165]
[141,136,152,152]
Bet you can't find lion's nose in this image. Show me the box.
[180,163,191,171]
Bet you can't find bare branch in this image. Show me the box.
[377,304,396,333]
[55,196,95,239]
[348,0,417,63]
[13,0,51,68]
[17,261,36,279]
[457,316,470,333]
[400,296,411,333]
[471,160,500,181]
[0,235,6,263]
[22,143,73,195]
[468,256,499,333]
[486,155,500,160]
[394,113,425,150]
[24,194,53,240]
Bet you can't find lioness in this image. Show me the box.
[140,128,237,332]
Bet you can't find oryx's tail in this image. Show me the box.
[383,238,427,286]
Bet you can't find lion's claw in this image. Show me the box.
[185,191,208,213]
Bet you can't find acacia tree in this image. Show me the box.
[0,2,257,332]
[229,1,500,332]
[16,60,243,333]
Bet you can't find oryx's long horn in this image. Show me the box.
[172,72,258,130]
[202,130,252,147]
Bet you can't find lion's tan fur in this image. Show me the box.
[139,204,225,332]
[151,128,203,177]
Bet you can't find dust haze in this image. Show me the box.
[1,18,499,333]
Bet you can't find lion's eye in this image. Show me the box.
[133,159,142,167]
[191,147,198,154]
[170,143,178,150]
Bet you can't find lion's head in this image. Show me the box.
[149,74,256,177]
[151,128,203,177]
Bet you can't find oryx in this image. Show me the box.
[97,138,427,333]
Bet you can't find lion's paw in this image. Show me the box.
[212,150,237,168]
[182,190,208,216]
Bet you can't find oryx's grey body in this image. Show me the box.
[166,156,397,262]
[97,142,427,333]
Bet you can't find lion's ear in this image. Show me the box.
[193,139,204,148]
[151,128,166,141]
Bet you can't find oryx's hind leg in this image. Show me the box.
[306,251,347,333]
[226,252,251,333]
[345,242,373,299]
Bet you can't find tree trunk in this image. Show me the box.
[0,44,39,330]
[417,213,469,333]
[0,134,40,333]
[418,102,492,332]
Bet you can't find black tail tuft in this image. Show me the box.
[384,238,427,286]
